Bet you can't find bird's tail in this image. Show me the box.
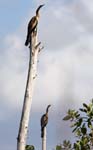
[25,34,30,46]
[41,127,44,138]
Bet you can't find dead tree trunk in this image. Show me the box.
[17,31,42,150]
[41,105,51,150]
[42,127,46,150]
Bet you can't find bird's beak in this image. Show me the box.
[41,4,45,7]
[39,4,45,9]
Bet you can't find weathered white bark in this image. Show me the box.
[17,32,40,150]
[42,127,46,150]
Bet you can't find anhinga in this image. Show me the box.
[41,105,51,138]
[25,4,44,46]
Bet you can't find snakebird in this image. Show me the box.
[41,105,51,138]
[25,4,44,46]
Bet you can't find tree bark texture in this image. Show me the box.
[42,127,46,150]
[17,32,39,150]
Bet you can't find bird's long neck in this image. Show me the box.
[36,12,40,19]
[46,107,49,114]
[45,112,48,118]
[35,15,39,22]
[46,105,51,116]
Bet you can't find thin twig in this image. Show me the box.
[35,42,41,49]
[39,46,44,52]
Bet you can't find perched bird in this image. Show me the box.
[41,105,51,138]
[25,4,44,46]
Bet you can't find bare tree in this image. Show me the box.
[42,127,46,150]
[17,5,44,150]
[41,105,51,150]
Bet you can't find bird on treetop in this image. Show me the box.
[25,4,44,46]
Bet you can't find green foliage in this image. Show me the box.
[25,145,35,150]
[62,99,93,150]
[56,145,62,150]
[56,140,72,150]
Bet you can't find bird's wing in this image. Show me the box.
[28,16,38,33]
[41,114,48,127]
[41,114,45,125]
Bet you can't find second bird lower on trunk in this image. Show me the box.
[41,105,51,138]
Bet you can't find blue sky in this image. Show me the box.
[0,1,36,39]
[0,0,93,150]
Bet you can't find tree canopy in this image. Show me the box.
[56,99,93,150]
